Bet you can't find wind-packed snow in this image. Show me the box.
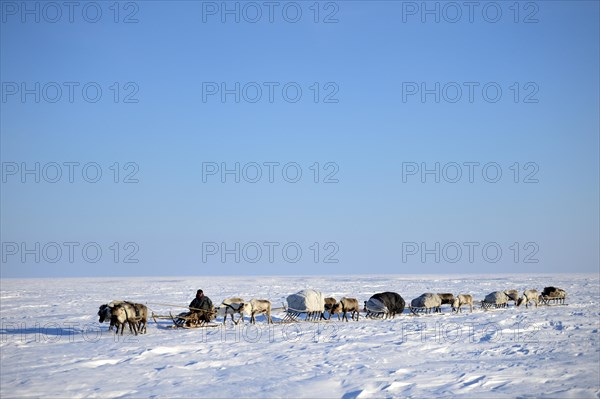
[1,274,599,398]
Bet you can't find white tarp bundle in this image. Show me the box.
[411,293,441,308]
[365,297,388,313]
[286,289,325,312]
[484,291,508,305]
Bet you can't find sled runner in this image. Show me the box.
[409,306,442,315]
[538,295,568,306]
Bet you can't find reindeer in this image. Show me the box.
[218,298,246,325]
[504,290,520,306]
[330,298,360,321]
[517,289,539,308]
[321,297,337,320]
[110,302,140,335]
[99,301,147,335]
[244,299,273,324]
[452,294,473,313]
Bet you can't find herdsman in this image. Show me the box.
[189,289,214,321]
[175,289,215,326]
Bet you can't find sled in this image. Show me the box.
[363,308,405,319]
[364,310,387,319]
[283,290,327,323]
[280,308,324,323]
[480,301,509,310]
[169,312,219,329]
[409,306,442,316]
[147,302,219,329]
[364,305,396,319]
[538,296,567,306]
[149,312,218,329]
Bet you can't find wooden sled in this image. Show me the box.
[169,312,219,329]
[480,301,509,310]
[364,309,403,319]
[280,308,325,323]
[365,311,386,319]
[409,306,442,316]
[538,296,568,306]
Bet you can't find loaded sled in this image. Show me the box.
[170,311,219,328]
[538,287,568,306]
[150,303,219,329]
[282,289,326,322]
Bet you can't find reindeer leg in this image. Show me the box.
[131,321,138,336]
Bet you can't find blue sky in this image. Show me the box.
[1,1,598,277]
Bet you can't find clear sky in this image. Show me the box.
[1,1,598,277]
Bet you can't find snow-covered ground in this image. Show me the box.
[1,274,599,398]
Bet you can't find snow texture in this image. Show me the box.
[1,274,599,398]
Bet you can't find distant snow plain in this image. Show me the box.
[1,274,598,398]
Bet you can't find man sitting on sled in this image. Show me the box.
[174,289,215,327]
